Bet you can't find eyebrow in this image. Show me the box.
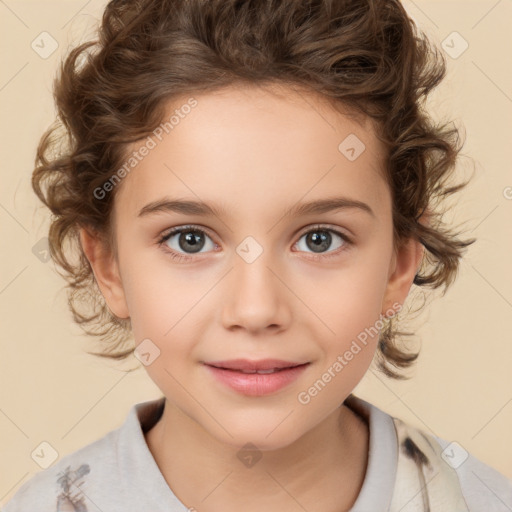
[137,196,375,219]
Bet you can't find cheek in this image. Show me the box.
[122,256,215,361]
[306,250,391,375]
[331,282,386,344]
[301,282,385,411]
[119,250,175,325]
[308,256,390,332]
[119,262,168,347]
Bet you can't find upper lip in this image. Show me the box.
[204,359,309,371]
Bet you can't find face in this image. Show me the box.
[84,83,420,450]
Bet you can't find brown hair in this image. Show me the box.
[32,0,476,378]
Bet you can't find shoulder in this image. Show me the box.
[2,425,120,512]
[391,415,512,512]
[431,432,512,511]
[2,398,167,512]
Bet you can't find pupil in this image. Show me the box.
[307,231,331,253]
[179,230,205,253]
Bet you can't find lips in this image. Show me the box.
[204,360,311,396]
[204,358,308,373]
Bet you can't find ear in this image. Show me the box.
[79,227,130,319]
[381,236,424,316]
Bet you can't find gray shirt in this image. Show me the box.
[3,394,512,511]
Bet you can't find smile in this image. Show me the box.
[204,362,310,396]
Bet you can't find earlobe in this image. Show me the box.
[381,237,424,316]
[79,228,130,319]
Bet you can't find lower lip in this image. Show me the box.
[204,363,310,396]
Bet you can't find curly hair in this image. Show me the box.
[32,0,476,379]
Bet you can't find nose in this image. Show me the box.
[220,249,292,335]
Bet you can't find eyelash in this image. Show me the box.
[157,224,353,263]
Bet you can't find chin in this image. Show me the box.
[207,420,304,452]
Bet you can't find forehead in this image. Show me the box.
[114,83,389,223]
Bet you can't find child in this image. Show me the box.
[4,0,512,511]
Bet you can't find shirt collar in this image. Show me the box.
[344,394,398,511]
[119,393,398,511]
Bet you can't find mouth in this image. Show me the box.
[204,358,310,373]
[203,359,311,396]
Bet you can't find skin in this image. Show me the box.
[80,83,424,512]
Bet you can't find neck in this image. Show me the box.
[144,398,369,512]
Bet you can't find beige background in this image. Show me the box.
[1,0,511,505]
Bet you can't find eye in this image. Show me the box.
[294,225,352,257]
[157,224,352,262]
[158,225,216,260]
